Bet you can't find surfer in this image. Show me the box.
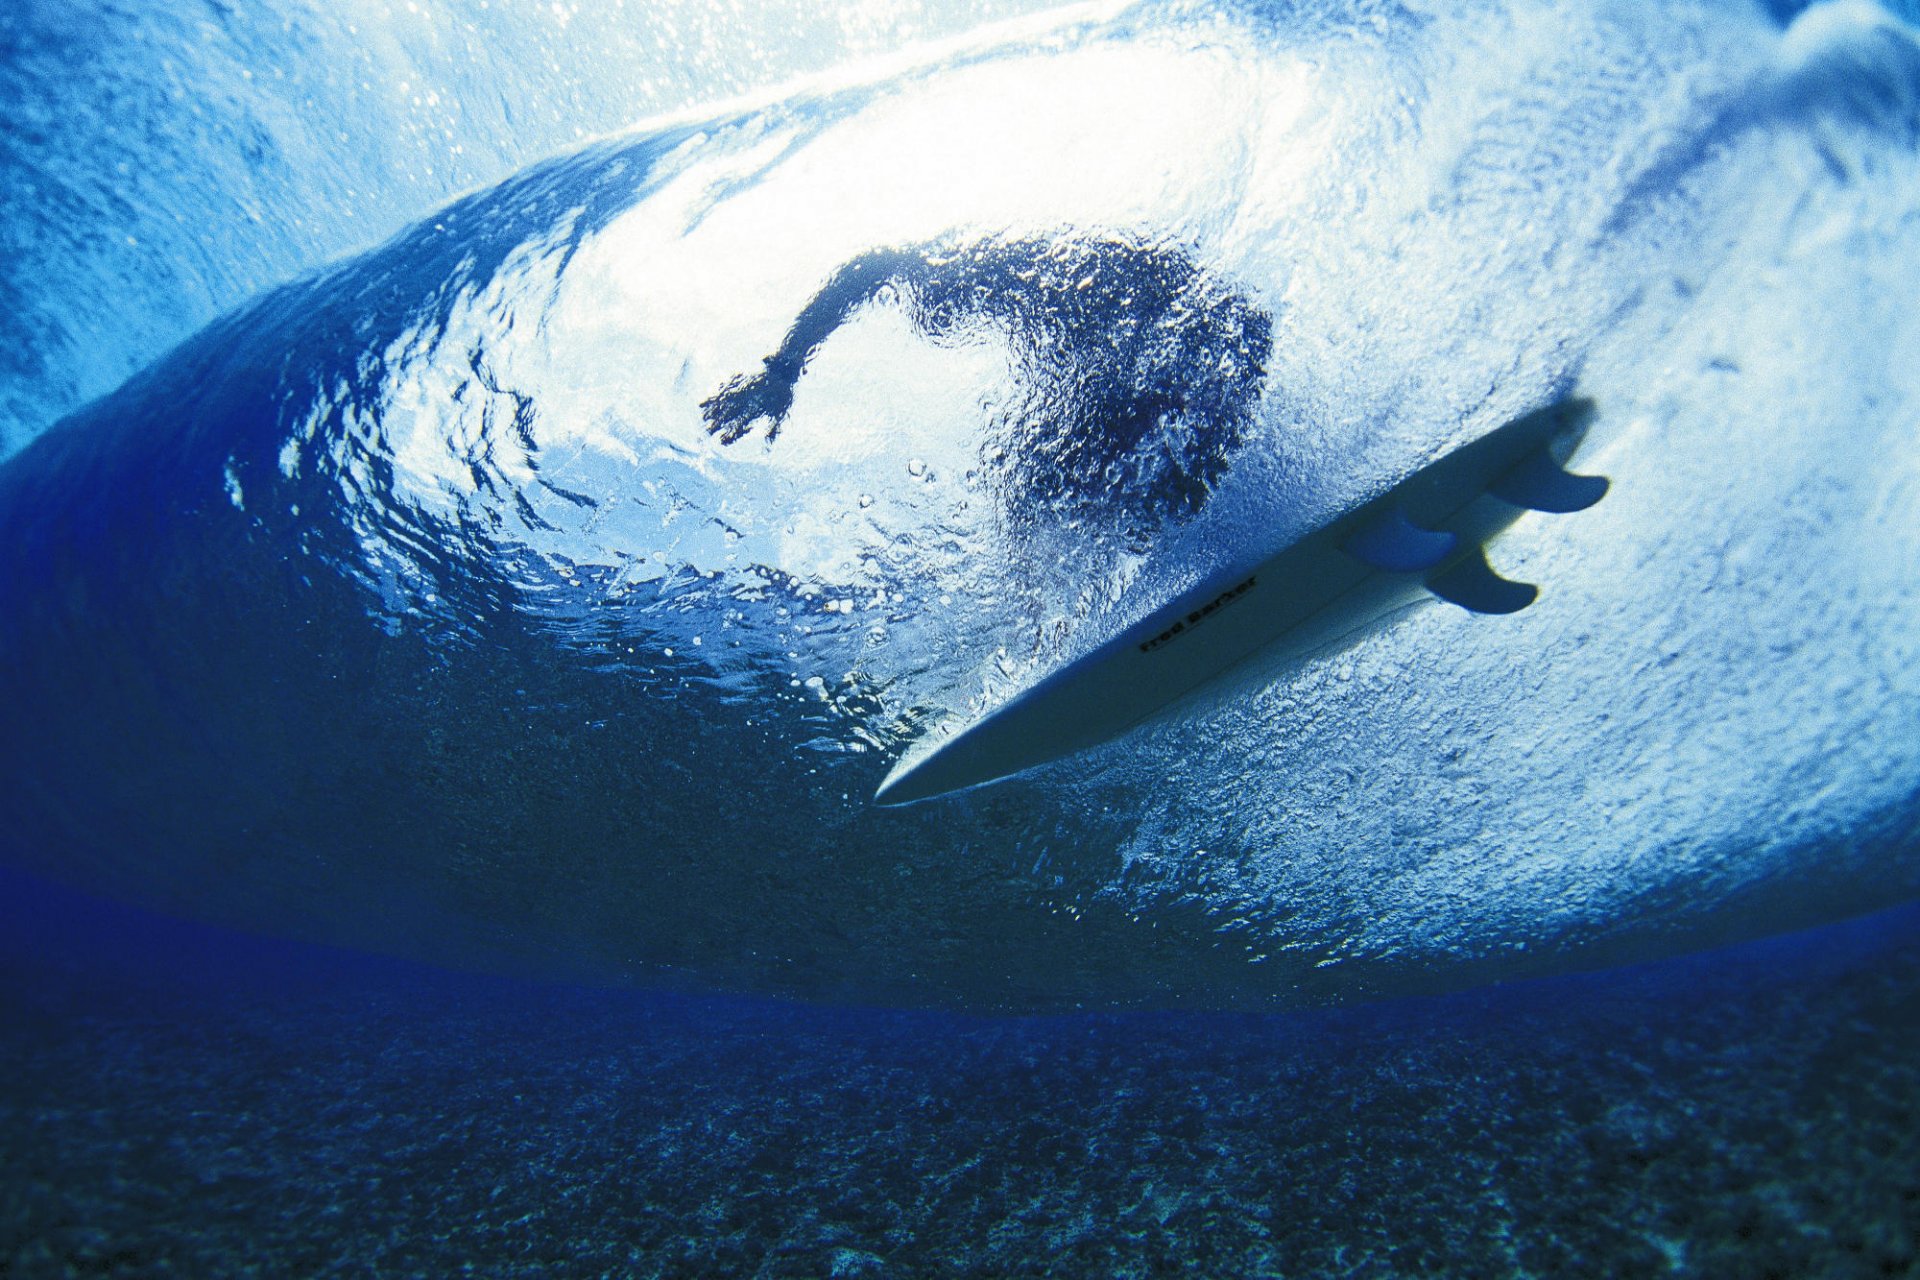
[701,233,1273,536]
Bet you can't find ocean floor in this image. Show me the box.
[1,867,1916,1279]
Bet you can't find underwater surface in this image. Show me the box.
[4,863,1919,1276]
[3,0,1919,1271]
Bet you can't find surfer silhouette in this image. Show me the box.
[702,233,1273,534]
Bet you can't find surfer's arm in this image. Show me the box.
[702,248,928,443]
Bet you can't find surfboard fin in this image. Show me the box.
[1427,547,1537,614]
[1488,447,1610,513]
[1342,506,1459,572]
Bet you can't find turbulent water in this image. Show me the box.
[2,0,1919,1011]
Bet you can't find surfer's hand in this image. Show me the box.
[701,369,795,443]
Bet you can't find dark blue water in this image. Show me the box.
[3,864,1916,1277]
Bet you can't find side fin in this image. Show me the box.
[1488,448,1610,513]
[1427,547,1538,614]
[1342,506,1458,572]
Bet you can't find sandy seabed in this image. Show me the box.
[1,869,1915,1279]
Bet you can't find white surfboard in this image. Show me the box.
[873,399,1607,805]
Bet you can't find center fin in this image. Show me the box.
[1343,506,1458,572]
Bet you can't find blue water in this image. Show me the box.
[5,0,1920,1270]
[9,0,1920,1011]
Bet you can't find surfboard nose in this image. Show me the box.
[873,756,948,808]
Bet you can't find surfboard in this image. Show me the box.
[873,398,1608,805]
